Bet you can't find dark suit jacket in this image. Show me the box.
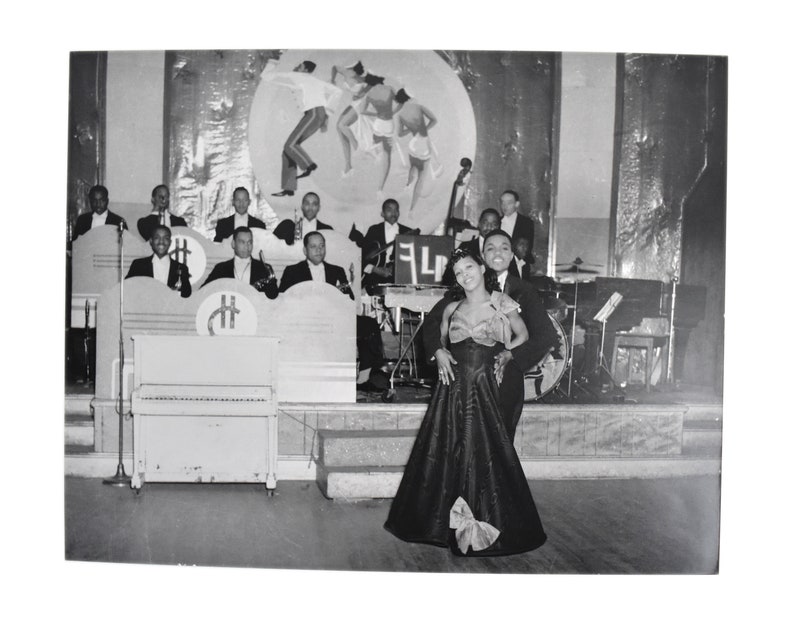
[125,255,192,298]
[508,213,535,262]
[359,222,415,288]
[74,210,126,238]
[137,213,188,241]
[422,274,558,373]
[279,260,354,300]
[213,215,268,243]
[508,257,527,279]
[273,218,334,245]
[201,258,279,298]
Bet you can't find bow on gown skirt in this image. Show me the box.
[384,334,546,557]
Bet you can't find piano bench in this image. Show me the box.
[611,334,657,391]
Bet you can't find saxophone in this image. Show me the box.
[293,209,302,243]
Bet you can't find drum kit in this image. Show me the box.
[363,257,605,403]
[522,257,603,402]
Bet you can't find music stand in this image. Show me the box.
[591,291,623,391]
[555,257,600,398]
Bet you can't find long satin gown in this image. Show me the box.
[385,292,546,556]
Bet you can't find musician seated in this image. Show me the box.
[356,198,416,292]
[272,192,334,246]
[138,184,188,241]
[459,208,501,257]
[125,225,192,298]
[74,185,127,238]
[442,207,501,285]
[201,226,278,298]
[510,235,533,280]
[213,186,267,242]
[279,231,353,300]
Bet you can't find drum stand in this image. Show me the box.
[558,274,597,401]
[383,309,432,402]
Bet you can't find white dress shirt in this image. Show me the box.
[90,210,108,229]
[384,221,399,260]
[233,256,252,283]
[500,212,517,238]
[497,270,509,291]
[234,213,249,229]
[150,210,170,228]
[302,217,318,235]
[152,254,171,285]
[308,260,325,282]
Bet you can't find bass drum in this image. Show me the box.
[523,315,569,402]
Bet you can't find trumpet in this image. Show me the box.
[293,209,303,242]
[253,249,276,291]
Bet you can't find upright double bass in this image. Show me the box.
[442,157,473,236]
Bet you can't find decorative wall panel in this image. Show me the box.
[442,50,557,270]
[613,54,715,281]
[67,52,106,235]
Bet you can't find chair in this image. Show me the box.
[610,333,666,391]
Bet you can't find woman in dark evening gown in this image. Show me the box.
[385,249,546,556]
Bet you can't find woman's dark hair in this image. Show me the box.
[364,73,385,86]
[446,248,501,300]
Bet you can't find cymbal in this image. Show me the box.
[558,265,599,274]
[556,257,603,268]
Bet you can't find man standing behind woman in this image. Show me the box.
[385,248,546,556]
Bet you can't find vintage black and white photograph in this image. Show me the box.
[63,43,726,572]
[6,2,790,632]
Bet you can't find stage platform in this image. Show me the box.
[65,377,722,495]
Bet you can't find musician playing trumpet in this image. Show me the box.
[126,225,192,298]
[201,226,279,298]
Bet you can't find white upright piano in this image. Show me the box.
[130,335,279,493]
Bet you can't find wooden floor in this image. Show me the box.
[65,474,720,574]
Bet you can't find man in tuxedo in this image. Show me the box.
[280,231,386,391]
[279,231,353,299]
[272,191,334,245]
[73,185,127,238]
[201,227,279,298]
[499,189,534,264]
[511,235,533,280]
[355,198,415,291]
[213,187,267,242]
[125,225,191,298]
[137,184,188,241]
[423,230,558,440]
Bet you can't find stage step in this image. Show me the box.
[683,404,722,424]
[65,413,94,447]
[65,394,93,417]
[316,464,403,499]
[318,429,416,467]
[682,419,722,457]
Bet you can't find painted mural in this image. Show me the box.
[249,49,476,235]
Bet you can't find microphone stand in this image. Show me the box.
[565,271,581,397]
[104,220,131,486]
